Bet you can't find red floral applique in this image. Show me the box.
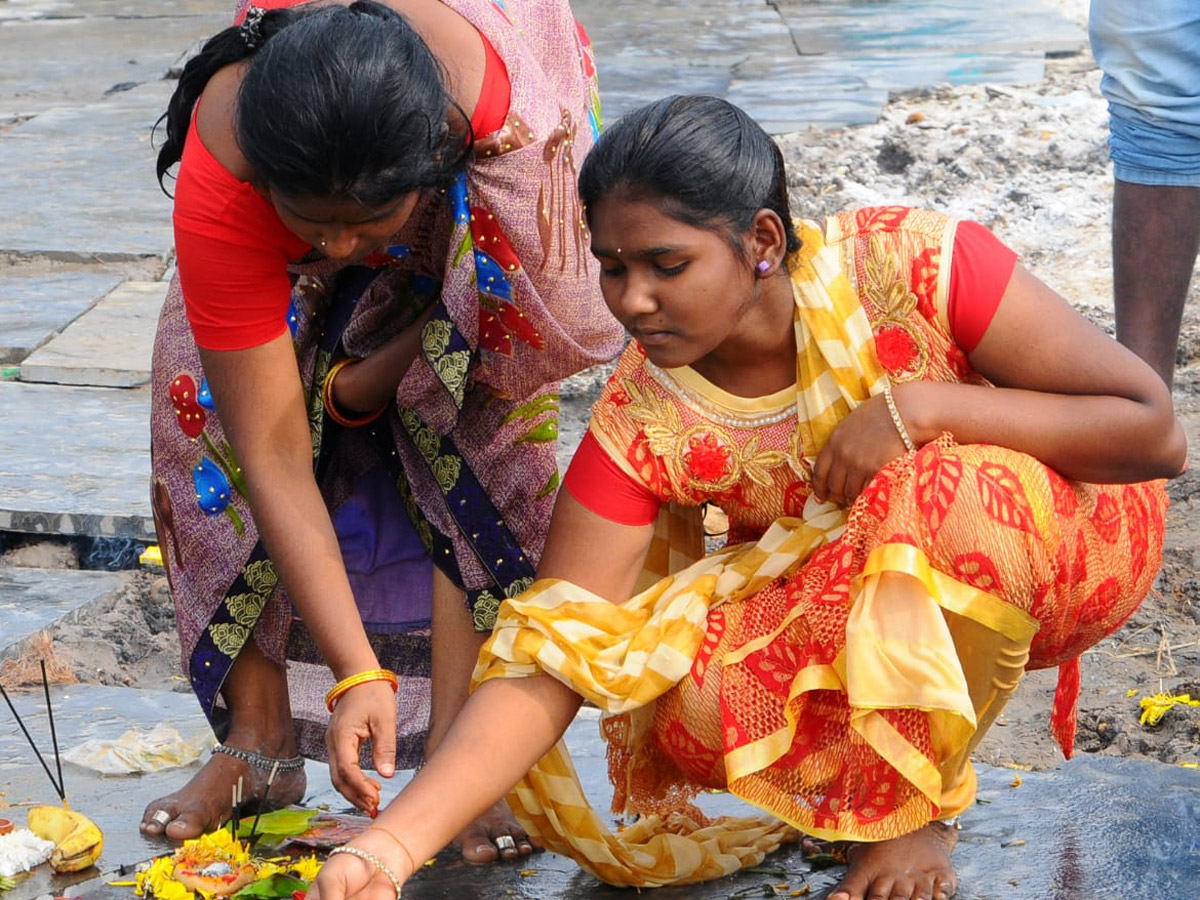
[170,374,206,438]
[874,324,919,374]
[684,432,732,482]
[608,386,632,407]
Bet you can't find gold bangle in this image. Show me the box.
[882,382,916,453]
[328,846,403,898]
[367,825,420,877]
[325,668,399,713]
[322,357,388,427]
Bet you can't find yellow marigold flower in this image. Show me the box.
[254,861,286,880]
[291,855,323,882]
[1138,692,1200,727]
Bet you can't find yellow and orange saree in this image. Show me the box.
[473,207,1166,886]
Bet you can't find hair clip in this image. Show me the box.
[240,5,267,51]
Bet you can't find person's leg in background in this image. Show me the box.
[1090,0,1200,390]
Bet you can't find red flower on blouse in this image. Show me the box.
[874,325,919,373]
[684,431,732,482]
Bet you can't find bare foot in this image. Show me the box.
[452,800,535,865]
[828,822,959,900]
[140,746,306,841]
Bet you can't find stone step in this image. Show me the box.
[20,281,167,388]
[0,269,124,366]
[0,567,133,661]
[0,381,152,541]
[0,83,176,259]
[0,12,226,119]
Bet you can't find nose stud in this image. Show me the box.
[320,239,327,248]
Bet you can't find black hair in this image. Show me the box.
[155,1,468,205]
[577,95,801,259]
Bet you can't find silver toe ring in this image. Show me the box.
[151,809,172,826]
[495,834,517,852]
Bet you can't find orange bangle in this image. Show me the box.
[325,668,399,712]
[323,357,388,427]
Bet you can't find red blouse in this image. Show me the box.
[564,221,1018,525]
[174,31,512,351]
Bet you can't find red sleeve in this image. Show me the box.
[173,114,311,351]
[946,220,1019,352]
[472,32,511,136]
[564,431,662,526]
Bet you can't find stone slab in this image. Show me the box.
[575,0,796,65]
[0,381,153,541]
[0,83,176,259]
[778,0,1086,57]
[0,0,222,21]
[0,567,131,657]
[0,269,124,365]
[742,49,1047,96]
[0,15,227,118]
[729,70,888,133]
[21,281,167,387]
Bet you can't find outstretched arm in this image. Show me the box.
[308,489,655,900]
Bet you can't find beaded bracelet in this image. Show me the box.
[325,668,399,712]
[368,825,420,876]
[322,358,388,427]
[882,382,916,453]
[328,846,403,898]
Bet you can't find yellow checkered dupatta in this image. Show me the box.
[472,220,889,886]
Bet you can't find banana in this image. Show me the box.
[27,804,104,873]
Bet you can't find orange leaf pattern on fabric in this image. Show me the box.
[976,462,1036,534]
[915,449,962,540]
[910,247,940,321]
[855,206,911,232]
[1090,492,1122,544]
[1048,469,1079,518]
[1124,486,1152,584]
[952,551,1003,595]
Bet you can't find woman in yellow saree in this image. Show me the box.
[309,95,1186,900]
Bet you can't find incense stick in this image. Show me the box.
[245,759,280,845]
[0,684,64,800]
[40,661,65,802]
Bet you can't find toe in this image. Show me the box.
[457,823,500,865]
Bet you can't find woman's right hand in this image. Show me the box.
[327,680,400,815]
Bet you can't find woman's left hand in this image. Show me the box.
[812,389,914,507]
[307,831,409,900]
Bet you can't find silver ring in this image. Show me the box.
[494,834,516,852]
[151,809,171,826]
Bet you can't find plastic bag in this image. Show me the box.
[63,724,212,775]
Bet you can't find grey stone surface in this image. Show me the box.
[1,701,1198,900]
[21,281,167,387]
[0,83,176,259]
[0,15,225,119]
[0,567,131,656]
[776,0,1087,57]
[0,269,124,365]
[0,381,153,541]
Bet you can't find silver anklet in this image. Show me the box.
[212,744,305,772]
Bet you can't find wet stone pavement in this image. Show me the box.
[2,686,1199,900]
[2,0,1198,898]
